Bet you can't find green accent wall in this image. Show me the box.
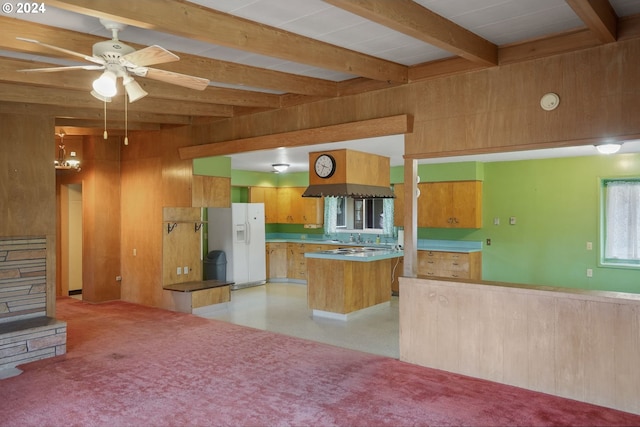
[419,153,640,294]
[193,156,231,177]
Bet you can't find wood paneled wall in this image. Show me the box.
[187,39,640,158]
[400,277,640,415]
[120,127,197,309]
[0,112,56,316]
[55,135,122,303]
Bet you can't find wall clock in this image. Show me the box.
[314,154,336,178]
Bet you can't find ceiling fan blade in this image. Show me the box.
[120,45,179,67]
[16,37,104,66]
[18,65,104,73]
[137,67,210,91]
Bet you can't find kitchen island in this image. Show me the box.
[305,247,403,319]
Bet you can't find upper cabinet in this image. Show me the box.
[249,186,278,223]
[250,186,323,226]
[419,181,482,228]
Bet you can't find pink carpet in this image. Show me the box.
[2,297,639,426]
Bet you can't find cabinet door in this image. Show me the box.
[289,187,305,224]
[419,182,451,227]
[451,181,482,228]
[277,188,294,223]
[267,243,287,279]
[302,196,324,226]
[249,187,278,223]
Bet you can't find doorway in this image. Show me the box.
[59,183,83,298]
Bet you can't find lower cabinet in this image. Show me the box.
[417,250,481,280]
[267,242,338,282]
[267,243,287,279]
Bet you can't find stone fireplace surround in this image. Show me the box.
[0,237,66,376]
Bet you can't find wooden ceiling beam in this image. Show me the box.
[499,28,602,65]
[0,56,280,109]
[566,0,618,43]
[0,16,337,97]
[46,0,408,84]
[0,100,191,125]
[55,119,162,131]
[326,0,498,66]
[0,82,233,117]
[179,114,413,160]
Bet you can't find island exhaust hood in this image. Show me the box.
[302,149,394,199]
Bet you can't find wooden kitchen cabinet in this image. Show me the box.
[419,181,482,228]
[287,242,307,280]
[276,187,324,226]
[277,188,296,223]
[249,186,278,223]
[417,250,481,280]
[267,242,287,279]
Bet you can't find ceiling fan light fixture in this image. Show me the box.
[92,70,117,97]
[123,75,148,102]
[272,163,289,173]
[90,90,112,102]
[595,143,622,154]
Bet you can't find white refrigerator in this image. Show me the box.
[207,203,266,289]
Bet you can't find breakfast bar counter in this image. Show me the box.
[305,247,403,319]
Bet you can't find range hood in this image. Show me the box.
[302,183,394,198]
[303,149,394,198]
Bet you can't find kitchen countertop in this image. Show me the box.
[266,235,482,253]
[304,247,403,262]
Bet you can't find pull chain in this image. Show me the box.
[103,99,108,139]
[124,92,129,146]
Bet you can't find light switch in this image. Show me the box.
[176,267,181,275]
[183,266,189,275]
[509,216,516,225]
[586,242,593,250]
[493,217,500,225]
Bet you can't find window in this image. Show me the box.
[324,197,394,235]
[334,197,386,231]
[602,179,640,266]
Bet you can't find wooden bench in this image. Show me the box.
[163,280,233,314]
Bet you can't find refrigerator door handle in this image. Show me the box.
[246,221,251,245]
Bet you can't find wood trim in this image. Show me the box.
[0,16,338,98]
[327,0,497,66]
[47,0,408,83]
[179,114,414,160]
[566,0,618,43]
[499,28,602,65]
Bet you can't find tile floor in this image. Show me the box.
[197,282,400,359]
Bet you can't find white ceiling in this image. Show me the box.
[5,0,640,172]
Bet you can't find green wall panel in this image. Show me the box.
[419,153,640,293]
[193,156,231,177]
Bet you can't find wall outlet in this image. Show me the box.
[176,267,181,275]
[586,242,593,250]
[493,217,500,225]
[115,275,122,281]
[586,268,593,277]
[509,216,516,225]
[183,266,189,275]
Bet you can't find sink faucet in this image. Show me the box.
[357,233,362,243]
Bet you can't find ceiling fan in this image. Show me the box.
[17,18,210,103]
